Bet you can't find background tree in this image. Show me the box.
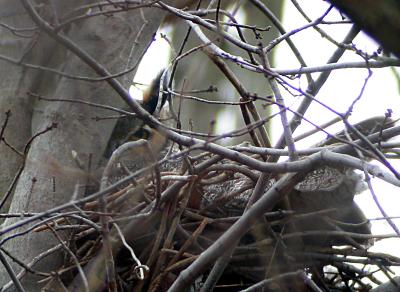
[0,0,170,289]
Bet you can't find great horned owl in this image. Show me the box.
[197,117,393,286]
[105,79,391,246]
[201,117,394,248]
[283,117,393,247]
[287,166,370,247]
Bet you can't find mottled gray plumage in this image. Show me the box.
[199,117,394,248]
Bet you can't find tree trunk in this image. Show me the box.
[0,1,166,290]
[171,1,283,145]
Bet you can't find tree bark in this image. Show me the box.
[328,0,400,57]
[171,1,283,145]
[0,1,167,290]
